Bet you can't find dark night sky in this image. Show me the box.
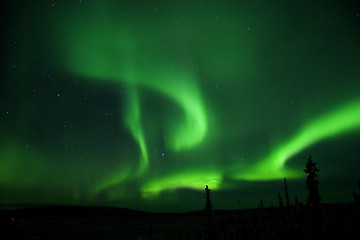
[1,0,360,212]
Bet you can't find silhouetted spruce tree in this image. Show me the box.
[204,185,213,217]
[202,185,217,240]
[304,156,321,208]
[259,199,264,209]
[278,193,284,208]
[284,177,290,207]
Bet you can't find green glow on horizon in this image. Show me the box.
[141,169,222,199]
[232,99,360,181]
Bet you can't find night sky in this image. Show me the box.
[1,0,360,212]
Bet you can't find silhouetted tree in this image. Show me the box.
[278,193,284,208]
[202,185,217,240]
[204,185,213,217]
[304,156,321,208]
[259,199,264,209]
[284,177,290,207]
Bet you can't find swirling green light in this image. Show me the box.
[60,12,208,192]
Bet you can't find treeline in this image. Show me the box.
[200,156,360,240]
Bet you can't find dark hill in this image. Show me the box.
[1,203,359,239]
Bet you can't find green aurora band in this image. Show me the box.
[231,99,360,181]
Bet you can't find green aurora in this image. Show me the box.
[1,0,360,212]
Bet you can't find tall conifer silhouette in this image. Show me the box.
[304,156,321,208]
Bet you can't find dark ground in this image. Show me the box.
[1,203,359,239]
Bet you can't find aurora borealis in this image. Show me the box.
[1,0,360,212]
